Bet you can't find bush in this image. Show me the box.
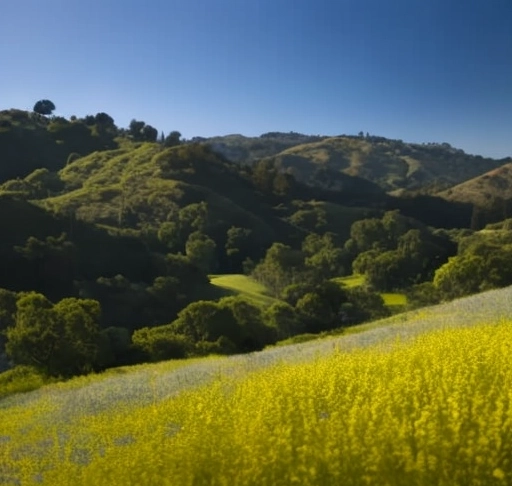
[0,365,52,399]
[132,325,192,362]
[193,336,238,356]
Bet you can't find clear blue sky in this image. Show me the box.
[1,0,511,158]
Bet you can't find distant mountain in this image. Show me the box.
[198,132,328,164]
[203,134,508,193]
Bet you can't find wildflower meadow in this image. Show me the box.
[1,286,512,485]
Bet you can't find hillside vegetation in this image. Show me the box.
[214,133,508,193]
[439,163,512,227]
[0,105,511,382]
[2,286,512,485]
[0,109,118,182]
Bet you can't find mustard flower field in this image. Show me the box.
[1,286,512,485]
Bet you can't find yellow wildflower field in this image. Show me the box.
[1,322,512,485]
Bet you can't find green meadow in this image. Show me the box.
[210,273,408,310]
[335,274,408,308]
[209,274,278,306]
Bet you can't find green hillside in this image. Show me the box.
[438,162,512,227]
[251,135,507,193]
[209,274,277,307]
[1,107,512,388]
[0,109,118,182]
[200,131,328,164]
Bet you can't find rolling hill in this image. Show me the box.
[206,133,509,193]
[0,109,118,182]
[438,162,512,224]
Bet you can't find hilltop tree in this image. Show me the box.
[128,119,145,137]
[128,119,158,142]
[164,131,182,147]
[33,99,56,116]
[141,124,158,142]
[94,112,115,127]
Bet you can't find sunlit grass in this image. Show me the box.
[209,274,277,306]
[333,274,365,288]
[381,292,408,306]
[334,274,408,307]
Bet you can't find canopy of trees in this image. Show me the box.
[1,106,511,384]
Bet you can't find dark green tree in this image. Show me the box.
[264,301,304,339]
[346,218,388,253]
[251,243,305,296]
[171,300,240,345]
[164,131,182,147]
[6,293,101,376]
[97,326,134,368]
[225,226,252,271]
[33,99,56,116]
[185,232,217,273]
[157,221,181,250]
[132,325,192,362]
[218,297,274,351]
[128,119,145,138]
[141,124,158,142]
[0,288,17,349]
[302,233,346,279]
[127,119,157,141]
[179,202,208,235]
[94,112,115,127]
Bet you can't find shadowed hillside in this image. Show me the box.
[208,133,508,193]
[0,109,118,182]
[438,162,512,227]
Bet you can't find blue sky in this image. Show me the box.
[1,0,511,158]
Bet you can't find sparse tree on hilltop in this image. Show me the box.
[33,99,56,116]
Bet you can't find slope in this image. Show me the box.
[209,274,278,307]
[0,109,117,182]
[200,132,328,164]
[438,162,512,225]
[1,285,512,485]
[36,143,284,247]
[261,135,508,193]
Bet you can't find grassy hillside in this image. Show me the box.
[209,274,277,307]
[2,286,512,485]
[201,132,328,164]
[264,136,508,193]
[438,162,512,225]
[30,143,295,243]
